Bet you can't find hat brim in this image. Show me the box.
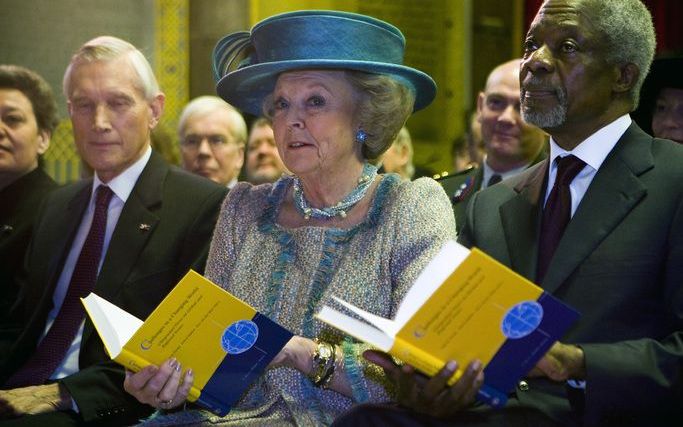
[216,59,437,116]
[632,56,683,134]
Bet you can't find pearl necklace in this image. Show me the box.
[293,163,378,220]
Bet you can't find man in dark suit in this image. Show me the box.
[0,36,227,426]
[439,59,547,233]
[333,0,682,426]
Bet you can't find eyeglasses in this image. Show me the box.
[181,134,240,151]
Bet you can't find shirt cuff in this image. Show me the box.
[567,379,586,389]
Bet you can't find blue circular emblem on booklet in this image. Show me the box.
[222,320,259,354]
[501,301,543,339]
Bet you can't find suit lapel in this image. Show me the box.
[500,161,547,281]
[32,181,92,316]
[47,181,92,288]
[83,153,167,343]
[542,124,653,293]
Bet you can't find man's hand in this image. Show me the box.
[0,383,71,419]
[529,342,586,381]
[364,350,483,419]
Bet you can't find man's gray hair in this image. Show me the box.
[63,36,160,100]
[588,0,656,108]
[178,96,247,144]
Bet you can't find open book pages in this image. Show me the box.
[315,240,579,408]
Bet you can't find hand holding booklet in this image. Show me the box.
[315,240,579,408]
[81,270,292,416]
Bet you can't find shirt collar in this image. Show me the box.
[92,146,152,203]
[482,155,531,185]
[548,114,631,171]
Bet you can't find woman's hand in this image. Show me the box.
[268,335,315,373]
[270,336,355,397]
[123,358,194,410]
[363,350,483,419]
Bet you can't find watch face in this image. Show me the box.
[318,344,333,359]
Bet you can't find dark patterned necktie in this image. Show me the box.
[536,156,586,283]
[487,173,502,187]
[5,185,114,388]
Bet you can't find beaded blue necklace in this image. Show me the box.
[292,162,378,220]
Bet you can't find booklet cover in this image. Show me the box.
[316,240,579,408]
[82,269,293,416]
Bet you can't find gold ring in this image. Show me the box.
[391,356,405,367]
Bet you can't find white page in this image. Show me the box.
[394,240,470,326]
[331,296,400,335]
[81,293,143,357]
[315,307,394,351]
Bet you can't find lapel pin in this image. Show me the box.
[138,223,151,231]
[451,176,475,203]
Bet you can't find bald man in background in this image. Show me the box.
[439,59,547,233]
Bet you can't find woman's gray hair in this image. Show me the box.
[587,0,656,108]
[345,71,415,161]
[63,36,160,101]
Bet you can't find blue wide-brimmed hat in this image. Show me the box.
[213,10,437,116]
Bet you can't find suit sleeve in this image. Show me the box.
[175,185,228,276]
[456,190,479,249]
[579,190,683,423]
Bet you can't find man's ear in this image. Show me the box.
[36,130,51,155]
[476,92,486,119]
[236,144,245,169]
[398,143,410,164]
[614,63,639,95]
[149,93,166,129]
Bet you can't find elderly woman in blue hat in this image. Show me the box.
[125,10,456,425]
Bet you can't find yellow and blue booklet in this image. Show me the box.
[316,240,579,408]
[82,270,292,416]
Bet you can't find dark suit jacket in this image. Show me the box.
[459,124,683,426]
[439,166,483,234]
[1,152,228,425]
[0,168,57,317]
[440,150,547,234]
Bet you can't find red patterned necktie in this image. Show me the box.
[5,185,114,388]
[536,155,586,283]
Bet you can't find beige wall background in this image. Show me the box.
[0,0,523,183]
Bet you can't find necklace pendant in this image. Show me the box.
[303,208,312,220]
[338,210,347,218]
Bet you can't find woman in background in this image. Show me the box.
[0,65,58,319]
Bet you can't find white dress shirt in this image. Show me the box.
[481,156,530,188]
[43,146,152,380]
[544,114,631,217]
